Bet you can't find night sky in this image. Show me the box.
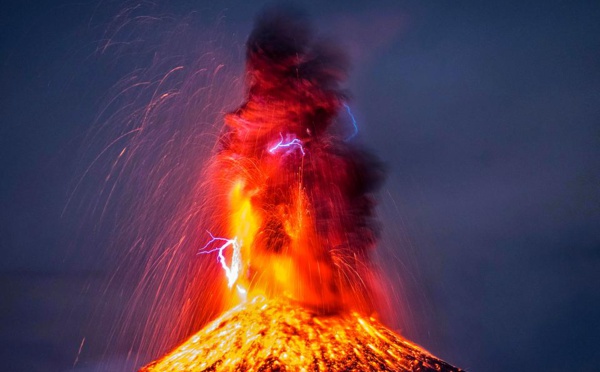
[2,1,599,371]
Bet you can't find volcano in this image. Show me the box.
[137,7,462,371]
[140,297,461,372]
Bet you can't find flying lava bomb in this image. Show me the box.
[139,7,462,372]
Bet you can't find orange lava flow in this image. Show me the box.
[140,297,462,372]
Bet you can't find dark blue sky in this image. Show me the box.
[2,1,599,371]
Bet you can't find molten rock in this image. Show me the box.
[140,297,461,372]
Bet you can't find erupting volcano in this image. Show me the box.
[141,297,459,372]
[140,8,461,372]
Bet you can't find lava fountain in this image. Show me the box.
[139,8,461,372]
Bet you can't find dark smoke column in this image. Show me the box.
[208,6,385,314]
[141,8,463,372]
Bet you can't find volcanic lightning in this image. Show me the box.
[198,232,242,288]
[139,6,462,372]
[268,133,306,156]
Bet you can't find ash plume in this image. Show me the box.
[206,6,386,313]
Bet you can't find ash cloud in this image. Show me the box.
[210,6,386,313]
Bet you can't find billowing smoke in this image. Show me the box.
[204,7,385,313]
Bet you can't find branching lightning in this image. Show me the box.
[268,132,305,155]
[343,103,359,141]
[198,231,242,288]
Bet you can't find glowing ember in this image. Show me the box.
[141,297,461,372]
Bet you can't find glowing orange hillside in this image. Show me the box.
[140,297,461,372]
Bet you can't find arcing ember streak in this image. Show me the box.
[203,8,384,314]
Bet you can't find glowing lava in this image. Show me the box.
[141,297,462,372]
